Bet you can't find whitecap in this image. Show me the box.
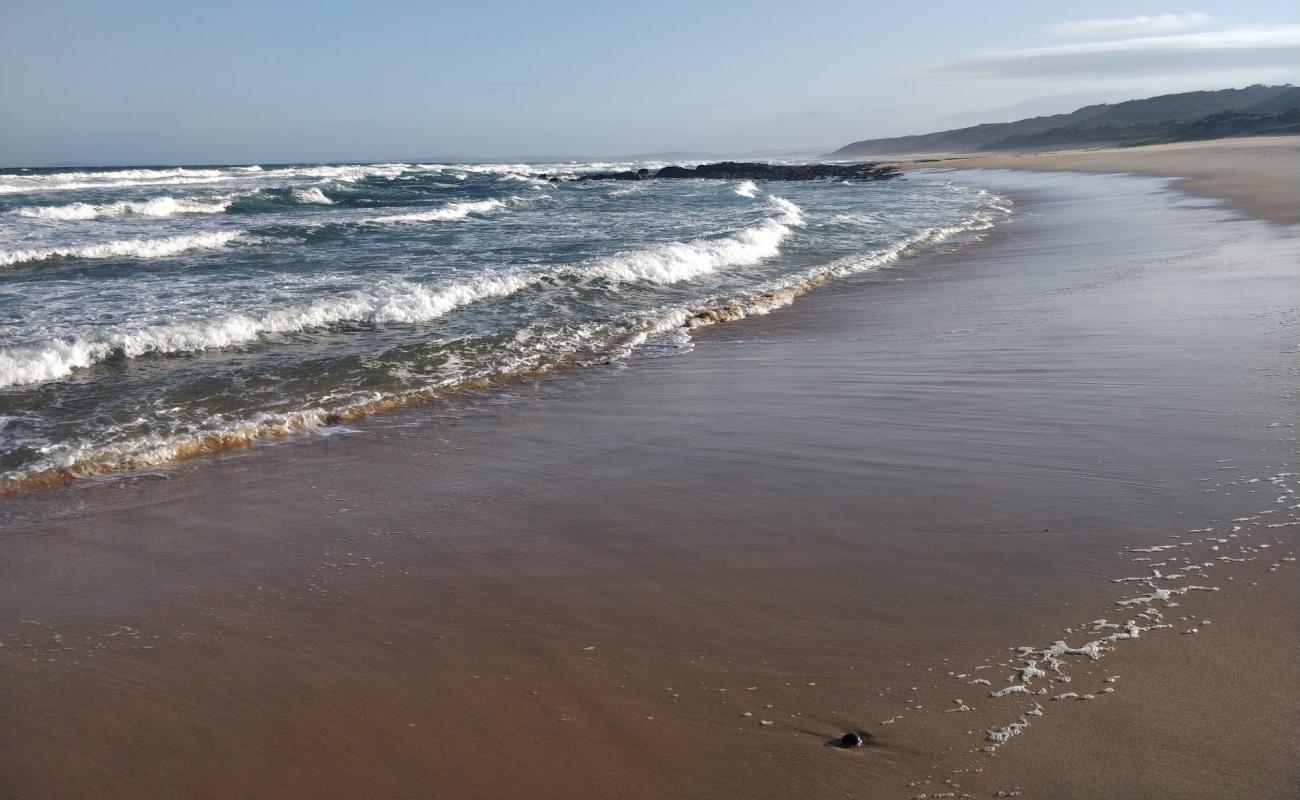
[0,274,537,388]
[570,196,805,285]
[0,231,244,268]
[15,196,233,220]
[290,187,334,205]
[366,198,506,224]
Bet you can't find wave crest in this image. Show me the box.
[290,187,334,204]
[0,275,537,388]
[0,231,243,268]
[15,196,234,220]
[366,198,507,224]
[573,196,804,285]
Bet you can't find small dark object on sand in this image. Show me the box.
[837,731,865,748]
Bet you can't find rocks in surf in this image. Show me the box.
[553,161,901,183]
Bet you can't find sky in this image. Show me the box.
[1,0,1298,166]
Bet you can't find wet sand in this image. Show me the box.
[893,135,1300,224]
[1,171,1297,799]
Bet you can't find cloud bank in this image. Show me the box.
[1048,12,1216,38]
[929,25,1300,80]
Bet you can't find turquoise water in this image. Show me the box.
[0,161,1008,487]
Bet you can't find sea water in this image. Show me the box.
[0,161,1008,488]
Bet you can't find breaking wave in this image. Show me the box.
[0,274,537,388]
[12,186,332,221]
[290,187,333,204]
[366,198,507,224]
[570,196,804,285]
[14,196,234,220]
[0,198,806,387]
[0,231,244,268]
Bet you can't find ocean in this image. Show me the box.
[0,161,1009,490]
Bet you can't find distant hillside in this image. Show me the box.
[831,85,1300,158]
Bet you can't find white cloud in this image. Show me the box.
[1049,12,1216,38]
[929,25,1300,80]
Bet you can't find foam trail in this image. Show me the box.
[0,275,536,388]
[0,231,243,268]
[734,180,759,198]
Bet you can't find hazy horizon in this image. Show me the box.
[3,1,1298,168]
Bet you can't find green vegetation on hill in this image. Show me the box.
[831,85,1300,157]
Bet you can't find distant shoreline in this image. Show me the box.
[887,135,1300,224]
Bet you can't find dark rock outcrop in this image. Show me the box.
[572,161,899,183]
[653,165,697,179]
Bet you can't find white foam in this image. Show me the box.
[0,231,243,268]
[0,163,437,195]
[608,193,1014,340]
[290,187,334,205]
[0,170,233,194]
[498,173,551,188]
[571,196,804,285]
[940,465,1299,770]
[776,204,1007,292]
[264,163,427,183]
[14,196,233,220]
[985,717,1030,751]
[0,275,536,388]
[13,202,100,220]
[0,167,227,191]
[734,180,759,198]
[1,305,606,483]
[366,198,505,224]
[1117,584,1217,607]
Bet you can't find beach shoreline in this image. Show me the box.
[889,135,1300,224]
[1,167,1296,799]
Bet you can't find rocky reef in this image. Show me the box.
[545,161,900,183]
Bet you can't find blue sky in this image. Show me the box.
[2,1,1297,165]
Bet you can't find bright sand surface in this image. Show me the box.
[893,135,1300,224]
[0,169,1296,799]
